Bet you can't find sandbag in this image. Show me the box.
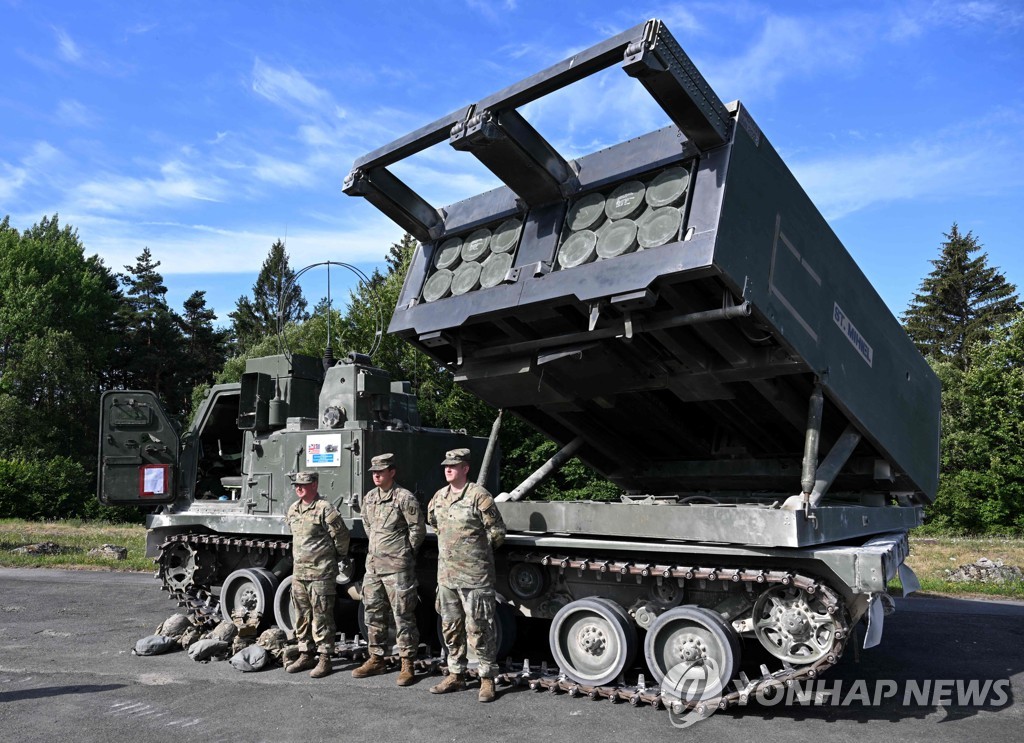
[154,613,192,639]
[229,644,270,672]
[207,619,238,644]
[133,635,178,656]
[187,638,230,662]
[178,625,203,650]
[256,627,290,664]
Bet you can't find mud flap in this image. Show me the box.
[863,593,884,649]
[863,592,897,649]
[898,561,921,596]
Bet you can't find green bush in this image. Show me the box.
[0,456,93,520]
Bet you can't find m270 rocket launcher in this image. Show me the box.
[345,18,938,707]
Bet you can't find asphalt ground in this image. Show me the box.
[0,567,1021,742]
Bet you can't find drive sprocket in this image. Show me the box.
[158,540,215,594]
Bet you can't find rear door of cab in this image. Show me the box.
[97,390,180,505]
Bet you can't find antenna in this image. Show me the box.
[278,261,384,369]
[275,227,289,356]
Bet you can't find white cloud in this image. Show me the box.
[126,22,158,35]
[466,0,517,21]
[251,58,331,115]
[647,7,704,34]
[251,155,313,187]
[55,99,97,127]
[298,124,335,148]
[25,141,61,168]
[695,2,1022,105]
[66,211,404,277]
[519,67,668,158]
[884,11,925,41]
[72,160,224,213]
[709,14,866,103]
[795,145,968,220]
[0,142,61,201]
[389,155,500,208]
[929,0,1024,29]
[792,109,1024,220]
[0,161,28,201]
[54,27,81,63]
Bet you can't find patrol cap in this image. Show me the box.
[293,470,319,485]
[441,448,471,466]
[368,453,396,472]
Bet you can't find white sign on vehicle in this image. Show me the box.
[141,464,168,495]
[305,434,343,467]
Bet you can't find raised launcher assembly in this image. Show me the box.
[346,19,939,707]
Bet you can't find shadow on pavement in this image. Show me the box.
[0,683,125,703]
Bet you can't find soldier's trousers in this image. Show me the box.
[362,569,420,659]
[291,578,337,655]
[436,584,497,678]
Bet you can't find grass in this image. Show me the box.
[893,535,1024,599]
[0,518,153,572]
[1,519,1022,599]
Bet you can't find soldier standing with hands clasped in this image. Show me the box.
[427,448,506,703]
[351,453,426,686]
[284,470,350,679]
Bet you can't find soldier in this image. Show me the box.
[351,453,426,686]
[284,470,350,678]
[427,448,506,703]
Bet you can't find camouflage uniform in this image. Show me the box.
[286,488,350,655]
[361,477,426,659]
[428,473,506,679]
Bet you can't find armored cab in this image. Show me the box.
[98,351,494,632]
[344,19,938,706]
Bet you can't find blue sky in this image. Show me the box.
[2,1,1022,329]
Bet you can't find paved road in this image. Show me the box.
[0,568,1021,742]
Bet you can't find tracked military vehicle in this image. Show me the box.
[98,348,497,635]
[341,18,938,709]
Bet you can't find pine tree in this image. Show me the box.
[229,239,308,350]
[178,291,228,410]
[902,224,1020,368]
[118,248,185,410]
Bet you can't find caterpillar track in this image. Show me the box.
[157,533,851,714]
[157,533,292,627]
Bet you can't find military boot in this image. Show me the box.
[309,653,333,678]
[351,654,388,678]
[396,658,416,686]
[478,677,497,703]
[286,652,317,673]
[429,672,466,694]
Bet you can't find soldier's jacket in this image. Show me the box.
[286,496,350,580]
[362,485,425,575]
[427,481,506,588]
